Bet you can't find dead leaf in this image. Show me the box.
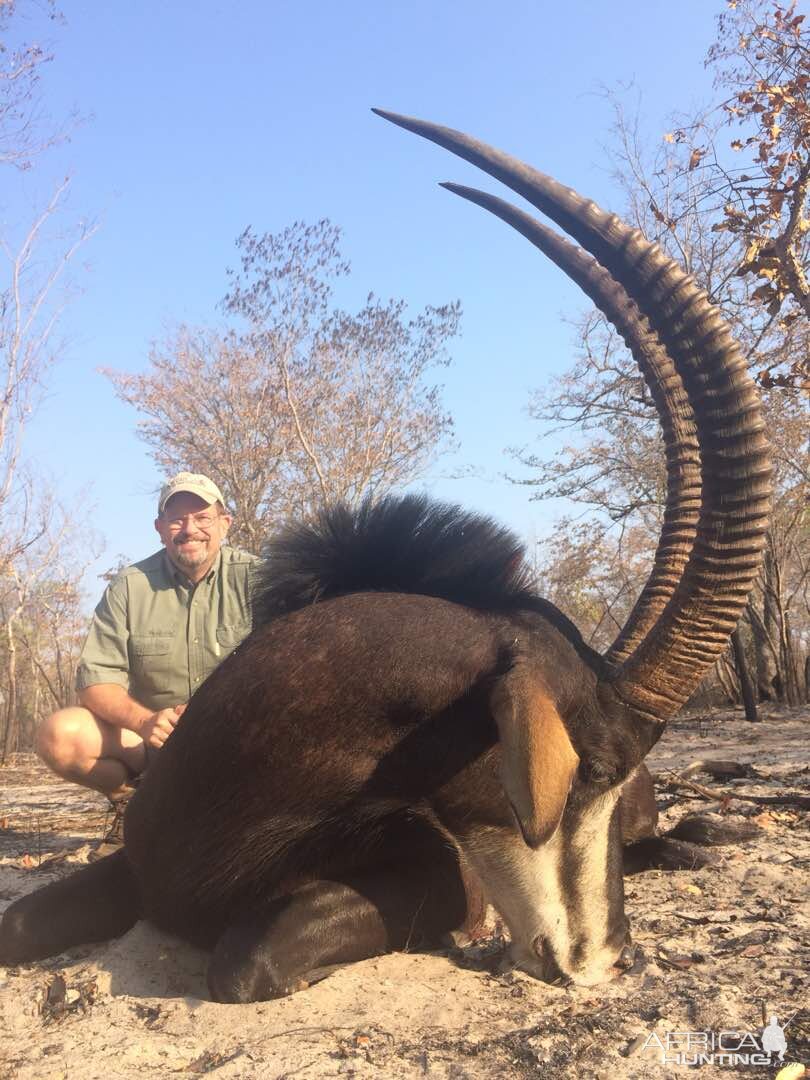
[187,1051,230,1074]
[677,883,703,896]
[656,951,694,971]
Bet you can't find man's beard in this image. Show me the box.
[172,540,210,569]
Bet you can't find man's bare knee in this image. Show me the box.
[36,707,96,772]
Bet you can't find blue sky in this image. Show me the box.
[6,0,722,602]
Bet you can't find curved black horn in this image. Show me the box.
[375,110,772,726]
[440,181,701,667]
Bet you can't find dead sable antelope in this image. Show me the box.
[0,112,771,1002]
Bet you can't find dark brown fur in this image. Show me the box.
[126,592,588,945]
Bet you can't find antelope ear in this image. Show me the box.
[491,670,580,849]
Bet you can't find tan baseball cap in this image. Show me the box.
[158,472,226,515]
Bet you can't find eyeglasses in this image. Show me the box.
[164,512,222,532]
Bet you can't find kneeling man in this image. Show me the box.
[37,472,259,855]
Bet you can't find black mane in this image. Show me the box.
[253,494,600,666]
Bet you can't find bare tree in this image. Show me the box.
[0,0,70,170]
[106,221,460,551]
[531,518,655,653]
[0,495,101,760]
[745,393,810,704]
[1,4,95,568]
[1,180,95,562]
[515,311,666,533]
[0,4,97,757]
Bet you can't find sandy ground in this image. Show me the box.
[0,706,808,1079]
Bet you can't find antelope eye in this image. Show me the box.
[587,761,616,786]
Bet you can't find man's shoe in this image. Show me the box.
[88,788,133,862]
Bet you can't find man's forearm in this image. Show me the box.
[77,684,153,734]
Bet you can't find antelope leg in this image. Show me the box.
[0,849,139,964]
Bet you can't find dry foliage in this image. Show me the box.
[105,221,460,552]
[665,0,810,388]
[712,3,809,333]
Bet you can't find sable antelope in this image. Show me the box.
[0,112,771,1001]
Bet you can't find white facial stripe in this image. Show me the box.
[457,827,569,979]
[457,788,623,985]
[563,789,623,984]
[524,830,571,965]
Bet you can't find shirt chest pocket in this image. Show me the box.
[215,623,251,661]
[130,632,175,684]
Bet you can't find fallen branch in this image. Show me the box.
[680,759,757,780]
[663,772,810,809]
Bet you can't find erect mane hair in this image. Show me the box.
[254,494,531,620]
[253,494,600,667]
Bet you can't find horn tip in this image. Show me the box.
[371,107,406,123]
[371,108,433,138]
[439,181,471,196]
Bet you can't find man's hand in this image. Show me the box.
[140,704,187,750]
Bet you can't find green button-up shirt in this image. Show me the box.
[75,546,260,712]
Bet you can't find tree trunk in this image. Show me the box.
[780,608,802,707]
[29,642,41,754]
[731,625,759,722]
[716,651,740,704]
[763,549,787,700]
[764,543,802,707]
[749,595,780,700]
[2,618,18,764]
